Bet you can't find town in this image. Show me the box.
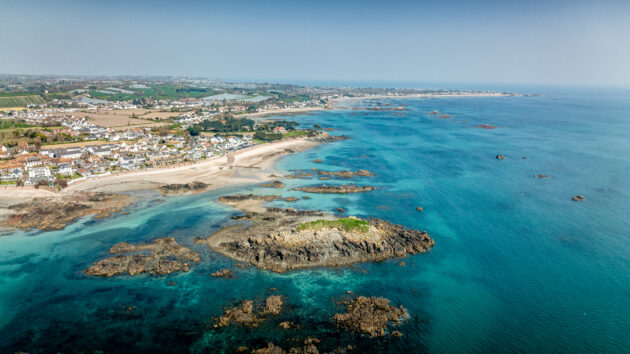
[0,75,501,188]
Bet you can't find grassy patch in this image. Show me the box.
[282,130,309,139]
[296,218,369,233]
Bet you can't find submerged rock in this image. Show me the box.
[534,174,550,178]
[333,296,407,337]
[312,159,323,163]
[474,124,497,129]
[284,197,299,202]
[211,269,234,278]
[416,206,423,212]
[199,195,434,273]
[2,192,133,231]
[293,184,378,194]
[158,181,209,195]
[86,237,200,277]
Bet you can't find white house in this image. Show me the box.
[29,166,51,179]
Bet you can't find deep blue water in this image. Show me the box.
[1,89,630,353]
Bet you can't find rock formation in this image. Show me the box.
[86,237,200,277]
[197,195,434,273]
[260,181,285,189]
[333,296,407,337]
[214,295,284,328]
[158,181,209,195]
[293,184,378,194]
[1,192,133,231]
[211,269,234,278]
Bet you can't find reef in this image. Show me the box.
[197,194,434,273]
[1,192,133,231]
[333,296,408,337]
[292,184,378,194]
[86,237,200,277]
[158,181,209,195]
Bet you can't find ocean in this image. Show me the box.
[1,87,629,352]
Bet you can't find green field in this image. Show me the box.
[0,95,46,108]
[87,84,220,101]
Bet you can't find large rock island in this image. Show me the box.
[196,194,434,273]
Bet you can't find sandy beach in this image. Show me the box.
[241,106,328,118]
[0,137,320,207]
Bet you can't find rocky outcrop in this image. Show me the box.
[86,237,200,277]
[496,155,505,160]
[293,184,378,194]
[251,338,320,354]
[311,133,350,143]
[218,194,282,203]
[211,269,234,278]
[2,192,133,231]
[416,206,423,212]
[198,195,433,273]
[286,172,316,179]
[312,159,323,163]
[355,170,373,177]
[260,181,285,189]
[214,295,284,328]
[284,197,299,202]
[572,195,585,202]
[333,296,407,337]
[318,170,354,178]
[158,181,209,195]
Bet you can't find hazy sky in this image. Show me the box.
[1,0,629,86]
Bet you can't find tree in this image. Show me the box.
[54,177,68,189]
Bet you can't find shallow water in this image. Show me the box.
[1,88,630,353]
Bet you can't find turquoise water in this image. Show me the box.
[2,89,630,352]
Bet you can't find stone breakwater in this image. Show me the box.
[86,237,200,277]
[1,192,133,231]
[197,195,433,273]
[158,181,209,195]
[292,184,378,194]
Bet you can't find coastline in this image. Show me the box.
[0,92,510,208]
[0,137,320,207]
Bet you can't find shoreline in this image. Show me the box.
[0,92,512,207]
[0,137,320,207]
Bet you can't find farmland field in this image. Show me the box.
[0,95,46,108]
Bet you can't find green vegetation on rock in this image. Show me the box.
[296,218,369,233]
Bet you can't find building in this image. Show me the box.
[28,166,51,179]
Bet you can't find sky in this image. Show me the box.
[1,0,629,86]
